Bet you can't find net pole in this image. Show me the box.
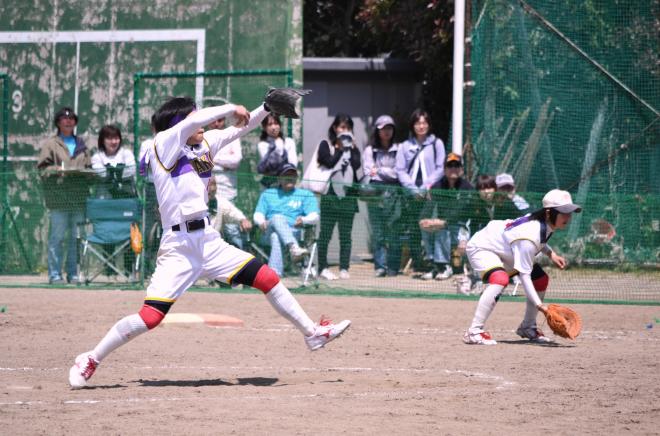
[1,74,8,270]
[452,0,466,156]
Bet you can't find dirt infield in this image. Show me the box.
[1,287,659,435]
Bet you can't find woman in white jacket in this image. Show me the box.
[91,125,136,198]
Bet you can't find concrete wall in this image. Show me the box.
[302,57,422,167]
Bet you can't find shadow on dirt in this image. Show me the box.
[136,377,280,387]
[496,339,575,348]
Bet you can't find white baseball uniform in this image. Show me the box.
[143,104,269,303]
[466,215,553,307]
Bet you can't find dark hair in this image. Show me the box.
[98,125,122,152]
[153,96,196,133]
[409,108,431,134]
[529,208,560,226]
[260,114,284,141]
[476,174,497,190]
[372,125,396,150]
[53,106,78,128]
[327,113,354,143]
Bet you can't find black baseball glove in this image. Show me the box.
[263,87,312,119]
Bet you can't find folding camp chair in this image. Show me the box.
[78,198,142,284]
[248,223,318,286]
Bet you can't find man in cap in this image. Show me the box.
[462,189,581,345]
[253,163,320,277]
[37,107,92,284]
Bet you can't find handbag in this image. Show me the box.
[301,142,335,194]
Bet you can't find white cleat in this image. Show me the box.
[463,330,497,345]
[305,317,351,351]
[516,326,553,343]
[69,352,99,389]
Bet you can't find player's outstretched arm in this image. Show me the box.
[206,105,269,157]
[154,104,237,169]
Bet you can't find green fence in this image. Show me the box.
[468,0,659,235]
[1,47,659,303]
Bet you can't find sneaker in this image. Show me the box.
[463,330,497,345]
[516,325,553,343]
[319,268,337,281]
[420,270,435,280]
[305,317,351,351]
[49,276,65,285]
[289,245,309,261]
[455,274,472,295]
[375,268,386,277]
[339,269,350,279]
[69,352,99,389]
[67,275,79,284]
[435,265,453,280]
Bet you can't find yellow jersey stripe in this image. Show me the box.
[145,296,176,303]
[480,264,505,279]
[227,255,256,284]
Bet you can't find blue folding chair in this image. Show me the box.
[78,198,142,284]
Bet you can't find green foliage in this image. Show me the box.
[303,0,454,137]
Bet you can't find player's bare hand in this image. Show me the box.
[240,219,252,232]
[233,105,250,127]
[550,252,567,269]
[260,221,269,231]
[294,217,303,227]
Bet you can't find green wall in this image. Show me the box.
[0,0,302,273]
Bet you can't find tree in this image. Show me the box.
[303,0,455,138]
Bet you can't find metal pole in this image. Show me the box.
[464,0,474,179]
[1,74,8,271]
[452,0,466,156]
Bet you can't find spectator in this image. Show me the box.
[253,163,319,277]
[316,113,361,280]
[210,116,246,249]
[469,174,498,232]
[362,114,401,277]
[36,107,92,284]
[495,173,531,218]
[257,114,298,186]
[464,174,499,294]
[421,153,474,294]
[92,125,136,199]
[91,125,137,277]
[207,177,252,243]
[395,108,446,273]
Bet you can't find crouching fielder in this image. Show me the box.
[69,95,350,389]
[463,190,581,345]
